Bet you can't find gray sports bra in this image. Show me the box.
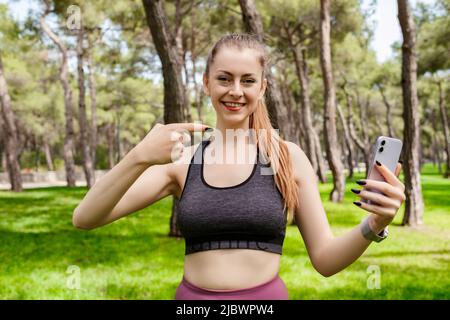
[176,138,288,255]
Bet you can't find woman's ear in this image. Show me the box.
[203,74,210,96]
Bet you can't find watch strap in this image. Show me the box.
[360,216,388,242]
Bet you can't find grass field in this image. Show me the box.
[0,163,448,299]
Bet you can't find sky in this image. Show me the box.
[0,0,438,63]
[362,0,436,62]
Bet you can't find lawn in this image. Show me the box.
[0,163,448,299]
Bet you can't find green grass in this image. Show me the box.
[0,163,448,299]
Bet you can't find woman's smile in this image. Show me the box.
[221,101,246,111]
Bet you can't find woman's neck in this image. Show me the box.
[213,118,256,143]
[206,130,257,165]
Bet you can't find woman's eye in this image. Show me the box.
[216,77,255,84]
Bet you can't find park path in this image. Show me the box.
[0,181,88,190]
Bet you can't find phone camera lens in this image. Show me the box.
[379,147,384,152]
[381,140,386,146]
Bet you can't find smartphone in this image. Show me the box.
[363,136,403,204]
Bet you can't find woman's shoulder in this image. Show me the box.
[283,141,313,184]
[284,140,303,161]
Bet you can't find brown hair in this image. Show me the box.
[204,33,299,223]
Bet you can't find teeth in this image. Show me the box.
[223,102,245,107]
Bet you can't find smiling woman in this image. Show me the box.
[204,48,266,118]
[71,33,406,301]
[171,32,406,300]
[171,33,299,299]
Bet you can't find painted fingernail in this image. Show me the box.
[353,201,362,206]
[356,180,366,186]
[376,160,381,166]
[351,188,361,194]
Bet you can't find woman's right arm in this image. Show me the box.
[72,122,208,230]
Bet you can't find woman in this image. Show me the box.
[72,33,406,300]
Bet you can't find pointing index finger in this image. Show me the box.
[171,122,210,132]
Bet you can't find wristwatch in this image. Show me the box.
[360,216,389,242]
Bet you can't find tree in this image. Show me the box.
[40,0,76,187]
[0,5,22,191]
[142,0,189,237]
[0,52,22,192]
[398,0,424,226]
[142,0,187,125]
[86,32,98,170]
[265,0,363,183]
[266,1,320,173]
[340,81,371,174]
[436,79,450,178]
[76,17,95,188]
[417,0,450,178]
[319,0,345,202]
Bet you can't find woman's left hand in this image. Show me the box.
[352,161,406,231]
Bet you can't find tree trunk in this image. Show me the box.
[1,143,6,173]
[313,129,328,183]
[77,23,95,189]
[142,0,187,125]
[43,140,54,171]
[115,107,122,164]
[0,53,22,192]
[337,102,355,179]
[2,149,7,175]
[375,117,384,136]
[431,109,443,173]
[291,44,319,173]
[33,136,41,172]
[357,93,371,154]
[437,80,450,178]
[239,0,281,130]
[107,122,115,169]
[319,0,345,202]
[87,34,98,172]
[142,0,188,238]
[346,87,371,174]
[398,0,424,227]
[278,68,300,144]
[190,20,204,124]
[377,83,395,138]
[270,73,290,140]
[40,5,76,187]
[0,129,4,172]
[189,6,209,126]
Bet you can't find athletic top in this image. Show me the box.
[177,138,288,255]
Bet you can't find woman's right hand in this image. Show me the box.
[132,122,210,165]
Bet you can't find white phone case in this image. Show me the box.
[364,136,403,204]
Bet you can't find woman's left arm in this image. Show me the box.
[286,142,406,277]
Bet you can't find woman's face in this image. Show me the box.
[203,47,267,126]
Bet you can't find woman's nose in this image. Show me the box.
[229,81,243,97]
